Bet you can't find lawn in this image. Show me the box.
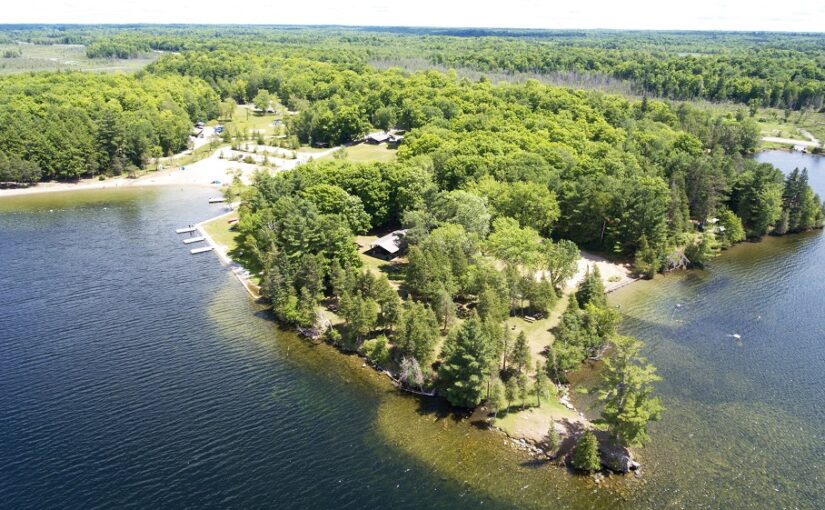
[338,143,398,163]
[495,399,581,443]
[219,104,281,137]
[505,295,570,360]
[355,234,406,287]
[201,213,240,252]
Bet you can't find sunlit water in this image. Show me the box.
[1,153,823,509]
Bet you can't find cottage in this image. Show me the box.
[367,230,407,260]
[365,132,391,144]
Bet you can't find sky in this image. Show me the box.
[4,0,825,32]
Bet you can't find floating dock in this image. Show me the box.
[183,236,205,244]
[208,197,225,204]
[190,246,214,255]
[175,227,197,234]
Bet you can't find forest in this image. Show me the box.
[0,71,217,181]
[4,25,825,109]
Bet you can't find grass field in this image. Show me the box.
[0,43,157,74]
[336,143,398,163]
[221,105,281,135]
[495,398,580,442]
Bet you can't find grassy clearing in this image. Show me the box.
[335,143,398,163]
[201,213,240,252]
[355,234,406,287]
[495,398,580,442]
[505,295,569,360]
[223,105,280,132]
[0,43,157,74]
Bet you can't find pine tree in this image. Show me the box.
[546,424,561,454]
[504,376,518,412]
[572,430,601,472]
[534,361,550,407]
[597,335,664,447]
[634,234,661,279]
[395,299,439,368]
[576,266,606,308]
[438,315,496,408]
[511,331,531,374]
[489,379,506,418]
[433,286,455,331]
[517,372,530,409]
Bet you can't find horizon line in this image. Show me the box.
[0,23,823,35]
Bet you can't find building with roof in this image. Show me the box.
[367,229,407,260]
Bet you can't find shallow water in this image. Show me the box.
[2,153,824,509]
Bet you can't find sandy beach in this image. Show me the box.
[568,251,636,293]
[0,144,340,199]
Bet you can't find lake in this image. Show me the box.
[1,150,823,509]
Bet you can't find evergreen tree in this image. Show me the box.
[439,315,496,408]
[433,286,456,331]
[517,372,530,409]
[339,292,378,347]
[546,424,561,454]
[576,266,607,308]
[634,234,661,279]
[478,285,510,324]
[489,378,506,418]
[572,430,601,472]
[504,376,518,412]
[534,361,550,407]
[395,299,440,368]
[510,331,531,374]
[597,335,664,447]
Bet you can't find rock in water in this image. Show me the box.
[593,431,641,473]
[600,443,641,473]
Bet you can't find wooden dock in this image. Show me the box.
[190,246,214,255]
[175,227,197,234]
[183,236,205,244]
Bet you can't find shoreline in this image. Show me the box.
[0,175,220,198]
[0,144,342,200]
[194,210,262,300]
